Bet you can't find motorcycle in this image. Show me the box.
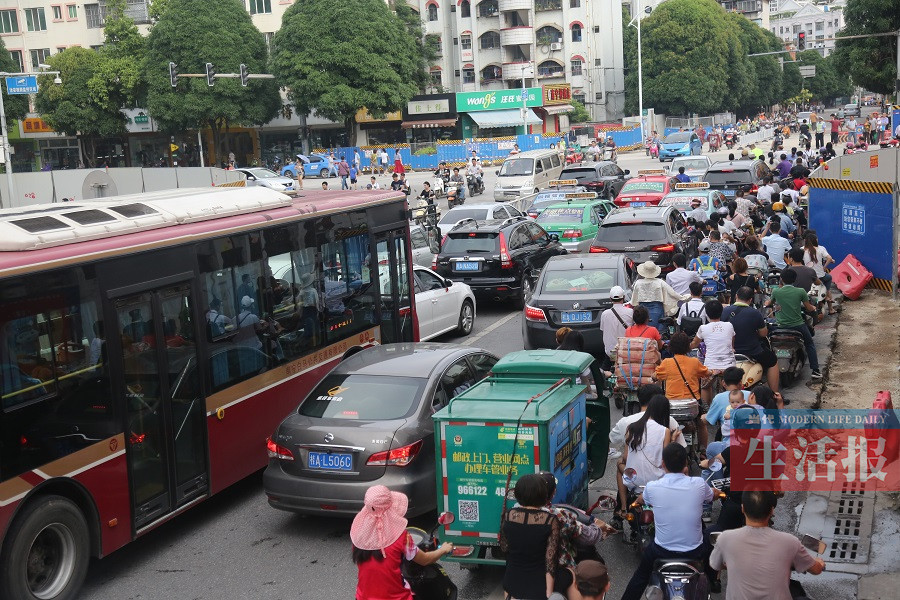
[602,145,617,162]
[708,134,721,153]
[724,132,736,149]
[621,468,655,554]
[402,512,458,600]
[432,169,449,198]
[799,132,811,149]
[642,560,710,600]
[446,182,464,208]
[768,322,806,388]
[772,133,784,152]
[566,147,584,164]
[649,141,659,159]
[466,174,484,197]
[412,197,441,227]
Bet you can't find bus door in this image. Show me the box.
[373,230,413,344]
[113,282,209,530]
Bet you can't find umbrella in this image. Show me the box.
[295,154,310,163]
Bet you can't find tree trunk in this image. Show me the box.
[209,119,221,167]
[346,117,357,147]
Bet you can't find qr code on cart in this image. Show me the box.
[458,499,479,522]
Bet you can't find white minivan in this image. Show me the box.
[493,149,564,201]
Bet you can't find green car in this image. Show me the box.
[534,196,617,253]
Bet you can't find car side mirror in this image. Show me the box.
[444,278,453,287]
[549,233,560,242]
[247,175,256,181]
[624,169,630,175]
[495,170,500,175]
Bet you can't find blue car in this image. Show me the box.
[658,131,703,162]
[281,153,337,179]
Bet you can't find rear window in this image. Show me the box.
[442,232,498,254]
[664,132,691,143]
[661,196,707,211]
[298,374,426,420]
[536,207,585,224]
[597,222,667,243]
[439,208,488,224]
[672,158,708,170]
[621,181,665,194]
[542,268,618,294]
[559,168,598,183]
[705,170,753,185]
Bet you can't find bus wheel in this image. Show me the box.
[0,495,90,600]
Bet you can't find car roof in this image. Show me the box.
[448,218,524,233]
[707,160,759,170]
[545,253,625,268]
[604,206,672,222]
[333,343,482,377]
[562,160,615,169]
[540,199,602,209]
[625,174,671,182]
[663,189,717,198]
[445,203,503,211]
[506,149,559,158]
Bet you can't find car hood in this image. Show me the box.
[663,142,689,149]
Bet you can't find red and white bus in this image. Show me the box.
[0,186,415,599]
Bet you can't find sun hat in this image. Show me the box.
[576,560,610,595]
[240,295,255,308]
[740,148,750,157]
[637,261,661,279]
[350,485,409,552]
[610,285,626,300]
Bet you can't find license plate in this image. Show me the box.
[775,348,792,358]
[631,201,647,207]
[723,190,736,197]
[683,433,693,444]
[561,311,592,324]
[308,452,353,471]
[454,261,479,271]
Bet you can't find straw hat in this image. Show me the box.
[350,485,409,552]
[637,261,661,279]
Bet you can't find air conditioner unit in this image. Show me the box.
[550,42,562,51]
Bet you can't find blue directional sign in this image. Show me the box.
[6,76,38,95]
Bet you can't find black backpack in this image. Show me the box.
[679,303,705,337]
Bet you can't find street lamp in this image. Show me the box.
[0,68,61,208]
[628,4,653,145]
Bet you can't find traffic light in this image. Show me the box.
[797,31,806,51]
[168,62,178,88]
[240,64,249,87]
[205,62,216,87]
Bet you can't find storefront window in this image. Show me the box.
[309,128,348,151]
[472,126,517,139]
[365,128,406,146]
[38,139,80,170]
[260,132,303,172]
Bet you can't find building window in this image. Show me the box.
[480,31,500,49]
[461,0,470,17]
[815,21,824,32]
[461,34,471,50]
[481,65,501,82]
[462,68,475,84]
[430,69,441,86]
[9,50,23,72]
[57,46,66,53]
[538,60,564,78]
[573,93,585,105]
[537,26,562,45]
[427,4,438,21]
[52,6,63,21]
[30,48,51,70]
[570,0,580,6]
[25,8,48,31]
[85,4,103,28]
[477,0,497,18]
[571,24,582,42]
[571,59,582,76]
[249,0,271,14]
[67,4,77,19]
[0,9,18,33]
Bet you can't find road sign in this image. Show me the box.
[520,89,528,101]
[6,76,38,95]
[799,65,816,78]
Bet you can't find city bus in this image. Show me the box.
[0,186,415,599]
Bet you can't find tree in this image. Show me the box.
[781,61,804,102]
[271,0,425,144]
[0,36,28,129]
[797,50,853,103]
[566,100,591,123]
[832,0,900,95]
[144,0,280,162]
[622,5,639,117]
[730,18,784,113]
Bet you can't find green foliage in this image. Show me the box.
[271,0,423,142]
[782,61,803,100]
[144,0,280,140]
[0,36,27,123]
[622,5,638,117]
[103,0,145,59]
[832,0,900,95]
[396,1,438,91]
[567,99,592,123]
[413,146,437,156]
[797,50,853,102]
[148,0,171,20]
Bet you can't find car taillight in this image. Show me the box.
[524,305,547,321]
[527,211,538,218]
[589,246,609,253]
[651,244,675,252]
[431,254,438,269]
[499,232,513,269]
[366,439,423,467]
[266,437,294,461]
[562,229,582,239]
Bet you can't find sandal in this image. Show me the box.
[828,309,838,316]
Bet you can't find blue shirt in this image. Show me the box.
[776,213,795,234]
[676,173,691,183]
[643,473,713,552]
[705,389,752,443]
[762,234,792,269]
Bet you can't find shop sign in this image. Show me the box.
[456,88,541,112]
[121,108,157,133]
[542,84,572,106]
[355,108,402,123]
[22,118,53,133]
[407,98,451,115]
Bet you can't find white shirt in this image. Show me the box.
[625,419,667,487]
[802,244,831,277]
[696,321,736,369]
[762,234,792,269]
[666,268,702,296]
[756,185,773,203]
[610,411,686,450]
[600,304,634,356]
[643,473,713,552]
[677,298,708,325]
[631,277,685,306]
[379,151,388,164]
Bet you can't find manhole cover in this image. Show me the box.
[821,488,874,564]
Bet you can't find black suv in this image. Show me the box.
[559,161,630,199]
[589,206,695,272]
[703,159,772,200]
[434,217,567,307]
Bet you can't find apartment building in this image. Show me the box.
[769,0,844,57]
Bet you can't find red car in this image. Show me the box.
[613,169,680,208]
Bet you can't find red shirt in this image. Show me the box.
[356,532,417,600]
[830,119,840,132]
[625,324,662,345]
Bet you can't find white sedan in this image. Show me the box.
[413,266,475,341]
[668,156,712,182]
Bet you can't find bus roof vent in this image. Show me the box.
[107,203,159,219]
[62,209,118,225]
[10,216,69,233]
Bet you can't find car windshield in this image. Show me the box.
[542,268,618,294]
[439,208,488,224]
[442,232,498,253]
[536,206,585,224]
[249,168,279,179]
[661,196,707,211]
[705,170,753,185]
[621,181,665,194]
[559,168,598,183]
[664,132,691,144]
[597,222,667,243]
[673,158,708,170]
[499,158,534,177]
[298,374,426,420]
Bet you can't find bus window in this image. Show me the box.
[0,269,114,483]
[319,212,374,345]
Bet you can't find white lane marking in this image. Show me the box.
[463,311,520,346]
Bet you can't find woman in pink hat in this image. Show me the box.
[351,485,452,600]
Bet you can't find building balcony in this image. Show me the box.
[498,0,533,11]
[502,61,533,80]
[535,0,562,11]
[501,26,534,47]
[537,66,566,79]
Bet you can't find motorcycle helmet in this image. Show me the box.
[699,240,711,252]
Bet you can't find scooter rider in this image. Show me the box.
[449,166,466,200]
[723,286,780,391]
[620,443,713,600]
[764,268,823,381]
[709,490,825,599]
[465,157,483,188]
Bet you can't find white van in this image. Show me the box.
[493,149,564,201]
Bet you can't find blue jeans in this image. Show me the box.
[340,175,348,190]
[820,273,832,291]
[702,441,728,507]
[782,323,819,371]
[643,301,664,334]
